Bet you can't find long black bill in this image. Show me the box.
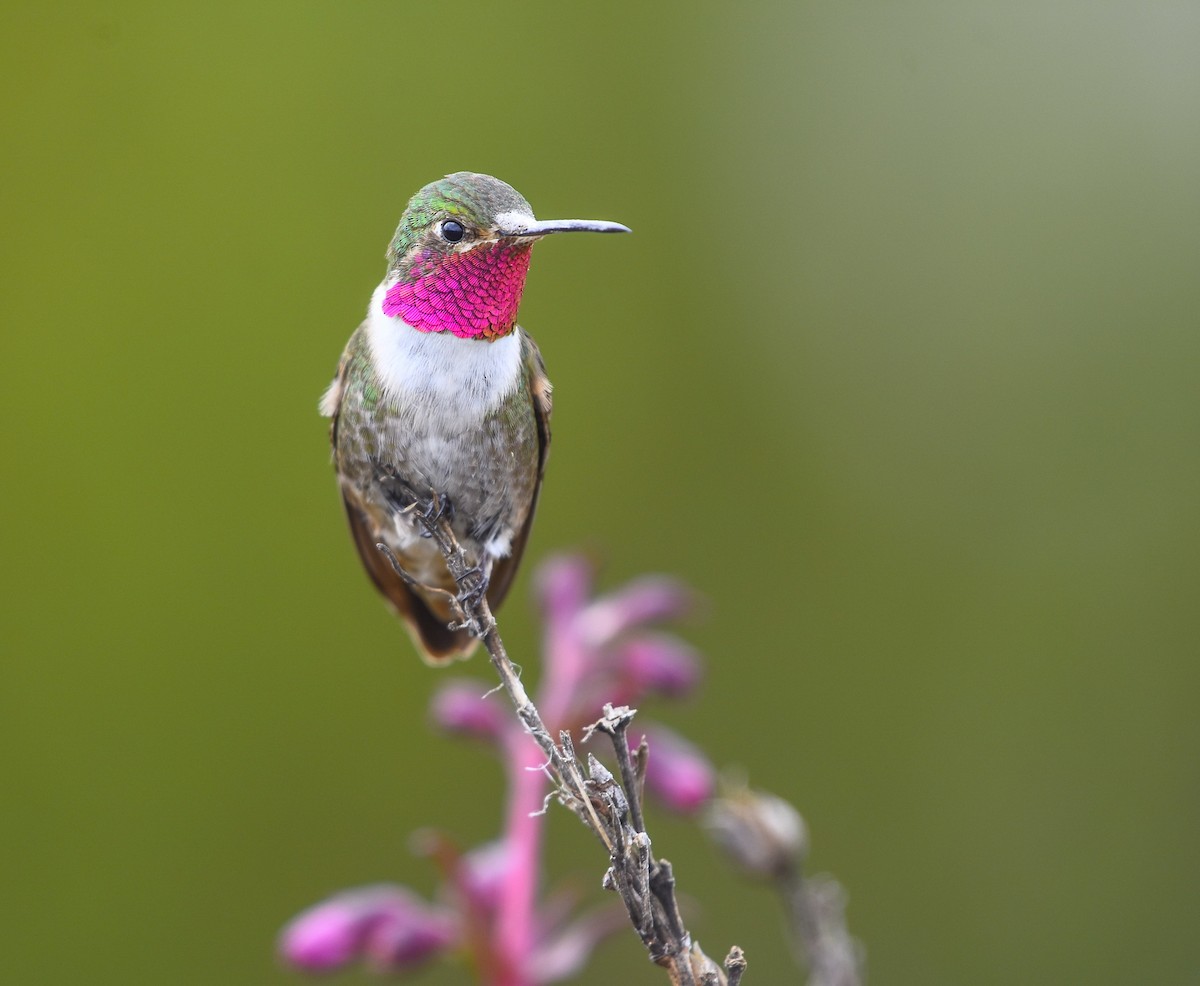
[497,218,632,237]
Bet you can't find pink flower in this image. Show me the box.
[576,577,695,649]
[535,555,594,624]
[279,885,454,973]
[365,902,456,971]
[431,680,506,742]
[455,840,511,913]
[530,906,628,984]
[616,634,702,698]
[641,726,715,814]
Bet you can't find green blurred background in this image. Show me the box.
[4,1,1198,982]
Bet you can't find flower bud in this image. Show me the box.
[641,726,715,814]
[706,787,808,878]
[430,680,506,741]
[616,634,702,698]
[279,885,452,972]
[364,901,456,971]
[279,896,364,970]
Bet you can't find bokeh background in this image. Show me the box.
[4,2,1199,983]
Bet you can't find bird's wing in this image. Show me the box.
[323,322,475,664]
[486,329,552,611]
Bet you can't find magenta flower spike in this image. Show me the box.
[283,554,717,984]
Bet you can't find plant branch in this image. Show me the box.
[374,478,743,985]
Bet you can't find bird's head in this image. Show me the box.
[382,172,629,341]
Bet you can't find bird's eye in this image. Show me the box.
[440,220,466,243]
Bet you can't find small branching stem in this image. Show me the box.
[779,868,862,986]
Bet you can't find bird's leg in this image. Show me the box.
[447,558,491,638]
[373,462,420,514]
[373,463,454,529]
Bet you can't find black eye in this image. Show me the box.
[440,220,465,243]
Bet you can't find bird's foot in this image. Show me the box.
[415,490,455,538]
[421,490,454,525]
[449,558,493,637]
[373,464,454,530]
[454,560,490,610]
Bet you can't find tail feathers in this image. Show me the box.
[342,493,478,665]
[397,591,479,665]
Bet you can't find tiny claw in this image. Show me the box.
[455,569,488,610]
[422,491,454,524]
[371,462,452,525]
[454,554,494,613]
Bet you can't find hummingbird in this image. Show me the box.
[320,172,629,664]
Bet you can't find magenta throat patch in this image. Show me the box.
[382,243,533,340]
